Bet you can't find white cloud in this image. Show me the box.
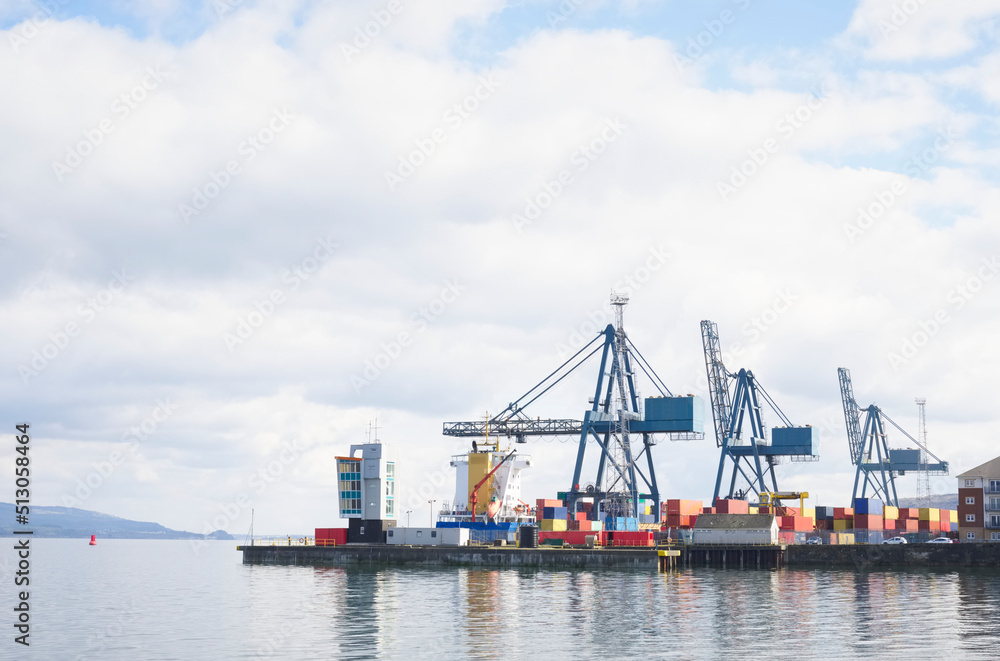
[838,0,1000,61]
[1,2,998,533]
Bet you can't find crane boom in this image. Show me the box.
[701,320,732,449]
[838,368,865,465]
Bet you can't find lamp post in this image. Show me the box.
[405,509,412,527]
[428,499,437,528]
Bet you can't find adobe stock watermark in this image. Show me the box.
[189,437,305,555]
[512,117,627,233]
[674,289,798,395]
[213,0,248,18]
[876,0,931,38]
[223,236,337,352]
[52,64,175,182]
[716,82,829,202]
[384,75,502,191]
[341,0,405,62]
[843,127,956,244]
[350,279,466,393]
[673,0,752,71]
[555,246,671,360]
[62,398,179,508]
[17,269,134,385]
[887,255,998,372]
[7,0,70,54]
[741,289,797,342]
[405,440,469,512]
[178,107,295,222]
[546,0,587,27]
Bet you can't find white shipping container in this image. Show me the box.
[439,527,470,546]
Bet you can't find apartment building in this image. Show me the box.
[957,456,1000,542]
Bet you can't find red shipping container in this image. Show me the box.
[918,520,941,532]
[611,531,654,547]
[703,507,713,514]
[833,507,854,519]
[576,512,588,521]
[536,499,563,509]
[778,531,796,544]
[539,530,604,546]
[855,514,883,530]
[715,499,749,515]
[778,516,794,530]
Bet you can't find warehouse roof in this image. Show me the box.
[957,455,1000,478]
[692,514,776,530]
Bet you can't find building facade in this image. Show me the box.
[337,441,396,521]
[957,456,1000,542]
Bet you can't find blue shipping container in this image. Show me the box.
[542,506,568,520]
[770,426,818,455]
[644,396,705,423]
[854,497,883,515]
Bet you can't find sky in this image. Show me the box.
[1,0,999,536]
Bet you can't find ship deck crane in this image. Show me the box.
[443,295,705,520]
[837,368,949,508]
[701,320,819,504]
[469,449,517,523]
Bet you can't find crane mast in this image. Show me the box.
[837,368,949,508]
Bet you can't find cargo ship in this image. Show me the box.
[435,435,535,543]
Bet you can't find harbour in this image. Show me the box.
[238,540,1000,570]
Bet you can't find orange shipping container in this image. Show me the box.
[715,499,750,515]
[666,499,703,516]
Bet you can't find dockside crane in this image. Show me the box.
[837,368,948,508]
[701,320,819,504]
[443,295,705,520]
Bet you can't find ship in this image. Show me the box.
[436,434,535,543]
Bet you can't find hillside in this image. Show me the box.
[0,503,233,540]
[896,494,958,510]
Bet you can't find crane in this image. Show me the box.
[469,449,517,523]
[837,368,949,508]
[701,320,819,504]
[443,294,704,521]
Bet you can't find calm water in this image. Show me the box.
[3,539,1000,660]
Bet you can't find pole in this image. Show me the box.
[428,499,436,528]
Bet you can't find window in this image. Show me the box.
[966,514,976,522]
[966,496,976,505]
[966,479,976,487]
[991,480,1000,492]
[990,498,1000,510]
[991,515,1000,527]
[967,532,976,540]
[992,532,1000,541]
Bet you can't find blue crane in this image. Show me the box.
[443,296,704,520]
[701,320,819,503]
[837,367,949,508]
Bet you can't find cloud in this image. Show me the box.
[837,0,1000,61]
[1,2,998,532]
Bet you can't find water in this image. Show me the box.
[4,539,1000,660]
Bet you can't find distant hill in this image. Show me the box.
[897,494,958,510]
[0,503,233,540]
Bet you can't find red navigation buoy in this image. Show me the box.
[89,535,97,546]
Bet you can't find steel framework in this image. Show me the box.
[701,320,819,503]
[837,367,949,508]
[443,296,703,519]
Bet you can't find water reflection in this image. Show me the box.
[248,563,1000,660]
